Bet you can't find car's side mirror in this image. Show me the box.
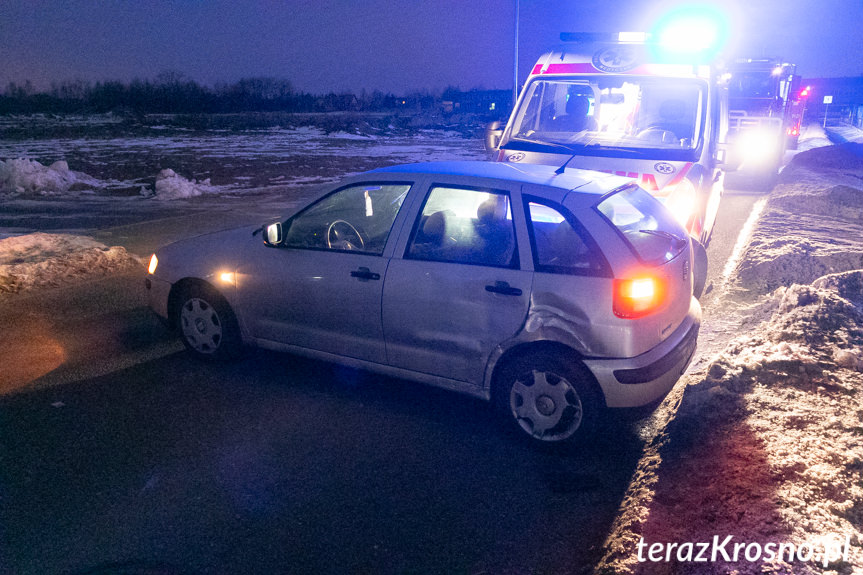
[263,222,283,246]
[484,121,503,154]
[715,142,741,172]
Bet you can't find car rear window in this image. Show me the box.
[525,199,609,276]
[596,185,688,265]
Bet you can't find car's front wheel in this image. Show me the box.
[494,351,599,444]
[176,283,243,361]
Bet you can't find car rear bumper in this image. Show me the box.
[583,297,701,409]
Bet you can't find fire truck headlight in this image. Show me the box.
[737,129,779,166]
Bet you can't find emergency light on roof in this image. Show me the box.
[560,32,626,43]
[649,4,729,59]
[559,7,728,63]
[618,31,649,42]
[559,31,653,44]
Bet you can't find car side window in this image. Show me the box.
[282,183,410,255]
[405,186,517,268]
[526,200,606,275]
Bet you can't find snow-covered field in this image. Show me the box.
[599,130,863,575]
[0,113,487,292]
[0,117,487,198]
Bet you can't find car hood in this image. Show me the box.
[152,225,259,283]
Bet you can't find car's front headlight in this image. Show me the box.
[148,253,158,274]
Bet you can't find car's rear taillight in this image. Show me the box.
[613,276,665,318]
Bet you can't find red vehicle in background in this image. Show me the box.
[726,58,801,187]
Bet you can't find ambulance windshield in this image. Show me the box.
[504,77,706,157]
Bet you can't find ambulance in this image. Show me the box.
[488,32,735,267]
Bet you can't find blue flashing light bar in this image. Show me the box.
[650,4,729,60]
[559,5,730,64]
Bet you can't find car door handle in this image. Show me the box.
[350,267,380,281]
[485,281,522,296]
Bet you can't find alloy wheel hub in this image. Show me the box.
[536,395,556,416]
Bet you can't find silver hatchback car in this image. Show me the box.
[146,161,700,444]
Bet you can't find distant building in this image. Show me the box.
[801,76,863,128]
[441,89,512,117]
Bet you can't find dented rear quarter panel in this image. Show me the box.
[506,188,694,363]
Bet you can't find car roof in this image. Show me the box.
[369,161,630,200]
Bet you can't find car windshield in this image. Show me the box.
[504,76,706,154]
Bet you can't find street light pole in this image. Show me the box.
[513,0,519,109]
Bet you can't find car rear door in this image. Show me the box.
[382,179,532,386]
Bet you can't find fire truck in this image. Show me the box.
[725,58,800,187]
[486,31,734,271]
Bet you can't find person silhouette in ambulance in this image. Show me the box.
[553,92,597,132]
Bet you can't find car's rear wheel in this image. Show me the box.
[494,351,599,444]
[176,283,243,361]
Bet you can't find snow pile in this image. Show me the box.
[598,144,863,575]
[329,131,375,140]
[0,158,101,196]
[0,233,142,296]
[148,168,221,200]
[732,147,863,297]
[685,271,863,412]
[0,160,226,200]
[666,271,863,573]
[791,141,863,171]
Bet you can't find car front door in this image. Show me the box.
[239,181,412,364]
[382,182,532,385]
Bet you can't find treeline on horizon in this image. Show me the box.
[0,73,506,116]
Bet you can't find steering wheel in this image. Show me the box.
[636,126,678,144]
[327,219,366,251]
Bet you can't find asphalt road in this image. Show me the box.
[0,189,762,575]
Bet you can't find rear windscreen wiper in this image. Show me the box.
[639,229,688,249]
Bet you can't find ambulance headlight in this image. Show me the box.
[664,178,697,229]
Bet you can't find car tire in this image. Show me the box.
[494,351,599,445]
[176,283,243,361]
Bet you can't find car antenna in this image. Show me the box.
[555,153,578,175]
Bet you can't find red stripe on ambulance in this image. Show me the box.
[667,162,694,186]
[537,63,599,75]
[596,163,694,193]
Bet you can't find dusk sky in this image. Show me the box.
[1,0,861,95]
